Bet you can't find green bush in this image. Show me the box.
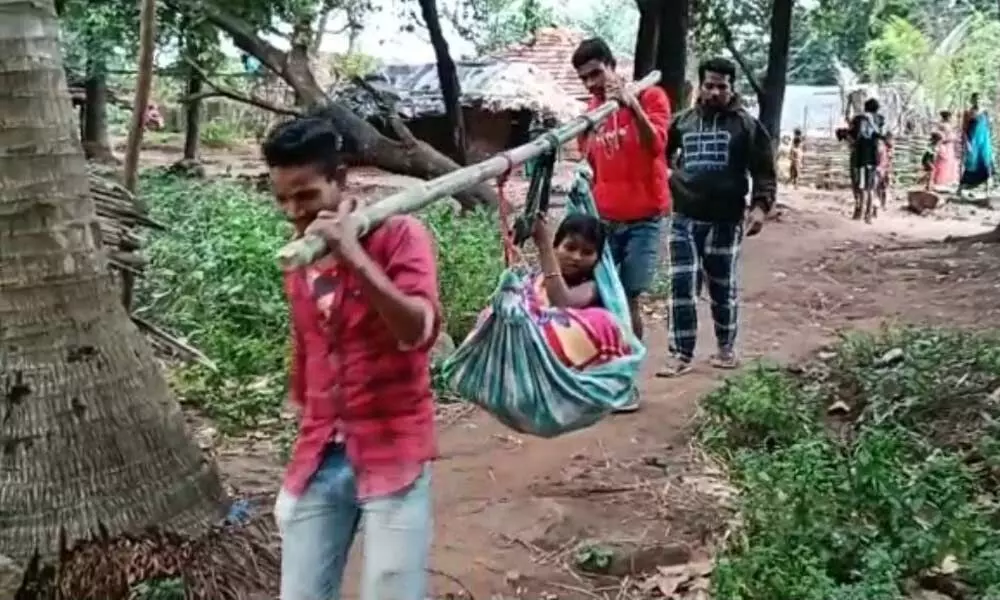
[136,173,504,430]
[136,172,290,431]
[701,327,1000,599]
[421,203,504,340]
[200,119,251,149]
[698,363,821,456]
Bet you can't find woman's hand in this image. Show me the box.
[531,213,555,247]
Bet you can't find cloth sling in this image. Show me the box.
[438,163,647,438]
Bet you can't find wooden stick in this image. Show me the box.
[276,71,663,270]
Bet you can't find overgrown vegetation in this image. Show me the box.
[699,327,1000,599]
[136,172,503,431]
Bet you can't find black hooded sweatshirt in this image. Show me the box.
[666,97,777,223]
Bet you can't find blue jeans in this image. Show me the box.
[275,446,432,600]
[604,217,664,297]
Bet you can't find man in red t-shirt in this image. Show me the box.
[263,117,441,600]
[573,37,671,412]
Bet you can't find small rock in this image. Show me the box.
[605,543,692,576]
[643,455,668,469]
[827,400,851,415]
[908,190,941,214]
[0,554,24,600]
[817,351,837,361]
[937,554,959,575]
[431,331,456,363]
[504,570,521,586]
[875,347,905,367]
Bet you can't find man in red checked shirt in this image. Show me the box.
[574,37,671,413]
[262,116,440,600]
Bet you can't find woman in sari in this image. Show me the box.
[529,214,631,371]
[960,93,994,191]
[467,214,631,374]
[933,111,960,187]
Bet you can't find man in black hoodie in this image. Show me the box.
[657,57,776,377]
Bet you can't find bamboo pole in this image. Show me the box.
[277,70,663,269]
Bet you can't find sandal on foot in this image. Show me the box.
[655,357,693,378]
[710,352,739,370]
[612,388,641,414]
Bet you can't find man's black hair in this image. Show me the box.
[554,214,606,256]
[863,98,880,113]
[571,38,615,70]
[261,116,346,178]
[930,131,943,144]
[698,57,737,83]
[940,110,952,121]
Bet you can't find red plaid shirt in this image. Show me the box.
[282,215,441,500]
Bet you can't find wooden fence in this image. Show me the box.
[796,136,933,189]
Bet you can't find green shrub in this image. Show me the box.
[136,172,290,431]
[200,118,251,149]
[698,363,821,456]
[421,204,504,340]
[136,173,504,430]
[701,328,1000,599]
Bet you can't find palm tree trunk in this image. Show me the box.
[0,0,225,565]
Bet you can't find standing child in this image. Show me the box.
[264,116,441,600]
[790,128,804,188]
[921,132,943,190]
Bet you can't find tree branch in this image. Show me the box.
[182,59,302,116]
[351,76,419,146]
[712,10,763,99]
[188,0,289,77]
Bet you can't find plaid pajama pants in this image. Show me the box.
[667,215,743,361]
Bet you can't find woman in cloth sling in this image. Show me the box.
[466,213,630,371]
[530,213,631,369]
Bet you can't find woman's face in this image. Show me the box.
[555,233,599,282]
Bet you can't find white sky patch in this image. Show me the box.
[218,0,598,64]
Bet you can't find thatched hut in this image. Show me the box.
[334,60,582,161]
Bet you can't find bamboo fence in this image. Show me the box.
[796,135,955,189]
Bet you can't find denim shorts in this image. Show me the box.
[604,216,664,297]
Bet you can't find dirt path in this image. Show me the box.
[208,187,1000,599]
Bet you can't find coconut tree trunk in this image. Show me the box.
[82,57,117,164]
[0,0,225,566]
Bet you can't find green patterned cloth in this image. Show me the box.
[439,167,647,437]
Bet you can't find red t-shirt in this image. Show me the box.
[579,87,671,222]
[283,215,441,500]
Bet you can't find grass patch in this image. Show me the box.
[699,327,1000,599]
[136,172,503,431]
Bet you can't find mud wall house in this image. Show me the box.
[334,60,581,162]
